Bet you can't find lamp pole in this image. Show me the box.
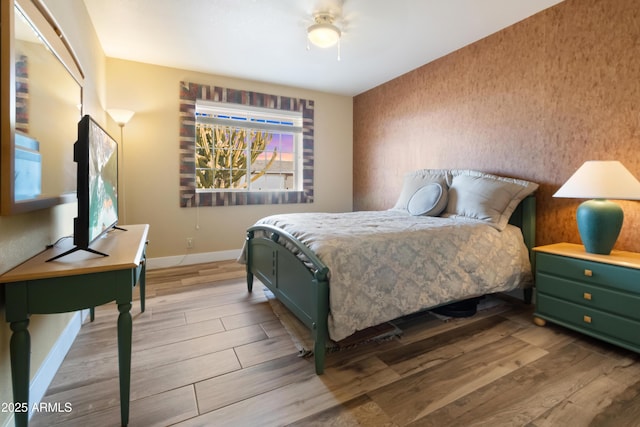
[106,109,135,225]
[119,123,126,224]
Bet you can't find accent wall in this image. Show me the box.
[353,0,640,252]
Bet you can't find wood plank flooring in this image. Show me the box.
[30,260,640,426]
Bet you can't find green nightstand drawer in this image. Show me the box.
[536,252,640,293]
[537,273,640,321]
[537,294,640,349]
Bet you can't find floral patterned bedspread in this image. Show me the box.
[250,210,533,341]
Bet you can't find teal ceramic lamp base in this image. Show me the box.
[577,199,623,255]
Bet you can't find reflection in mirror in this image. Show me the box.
[1,0,84,215]
[14,7,81,199]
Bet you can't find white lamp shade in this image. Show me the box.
[553,161,640,200]
[308,23,341,48]
[107,108,135,126]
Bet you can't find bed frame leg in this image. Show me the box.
[245,230,254,293]
[523,287,533,304]
[312,277,329,375]
[314,335,326,375]
[247,273,254,293]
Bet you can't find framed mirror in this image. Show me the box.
[1,0,84,215]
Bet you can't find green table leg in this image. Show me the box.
[140,242,148,313]
[139,263,146,313]
[9,319,30,427]
[117,302,132,426]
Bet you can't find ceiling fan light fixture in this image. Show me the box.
[307,14,341,48]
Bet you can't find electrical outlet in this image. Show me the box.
[186,237,194,248]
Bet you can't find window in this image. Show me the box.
[179,81,315,207]
[195,101,302,192]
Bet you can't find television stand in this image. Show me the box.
[46,245,109,262]
[46,227,128,262]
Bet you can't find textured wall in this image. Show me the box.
[354,0,640,252]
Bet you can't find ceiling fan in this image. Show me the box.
[306,0,347,59]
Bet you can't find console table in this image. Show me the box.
[1,224,149,427]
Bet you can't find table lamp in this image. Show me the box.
[553,160,640,255]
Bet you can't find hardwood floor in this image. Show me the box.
[30,260,640,426]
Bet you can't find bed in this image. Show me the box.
[242,169,538,374]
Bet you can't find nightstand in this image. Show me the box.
[533,243,640,353]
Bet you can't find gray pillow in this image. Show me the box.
[443,170,538,230]
[407,183,448,216]
[392,169,450,211]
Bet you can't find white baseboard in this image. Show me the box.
[27,311,82,421]
[2,312,84,426]
[146,249,242,270]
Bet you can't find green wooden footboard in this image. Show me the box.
[245,195,536,375]
[245,225,330,374]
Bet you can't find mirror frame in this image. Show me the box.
[1,0,84,215]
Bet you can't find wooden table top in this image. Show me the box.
[0,224,149,283]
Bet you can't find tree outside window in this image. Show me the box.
[195,125,276,189]
[195,101,301,192]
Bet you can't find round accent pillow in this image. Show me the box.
[407,183,448,216]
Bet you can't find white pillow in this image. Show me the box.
[407,183,448,216]
[443,170,538,230]
[392,169,450,211]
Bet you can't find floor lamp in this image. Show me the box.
[107,108,135,224]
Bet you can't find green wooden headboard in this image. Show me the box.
[508,194,536,265]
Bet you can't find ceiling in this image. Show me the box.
[81,0,564,97]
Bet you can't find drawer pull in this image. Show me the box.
[584,269,593,277]
[583,292,592,301]
[583,315,592,324]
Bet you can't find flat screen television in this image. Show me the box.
[48,115,121,261]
